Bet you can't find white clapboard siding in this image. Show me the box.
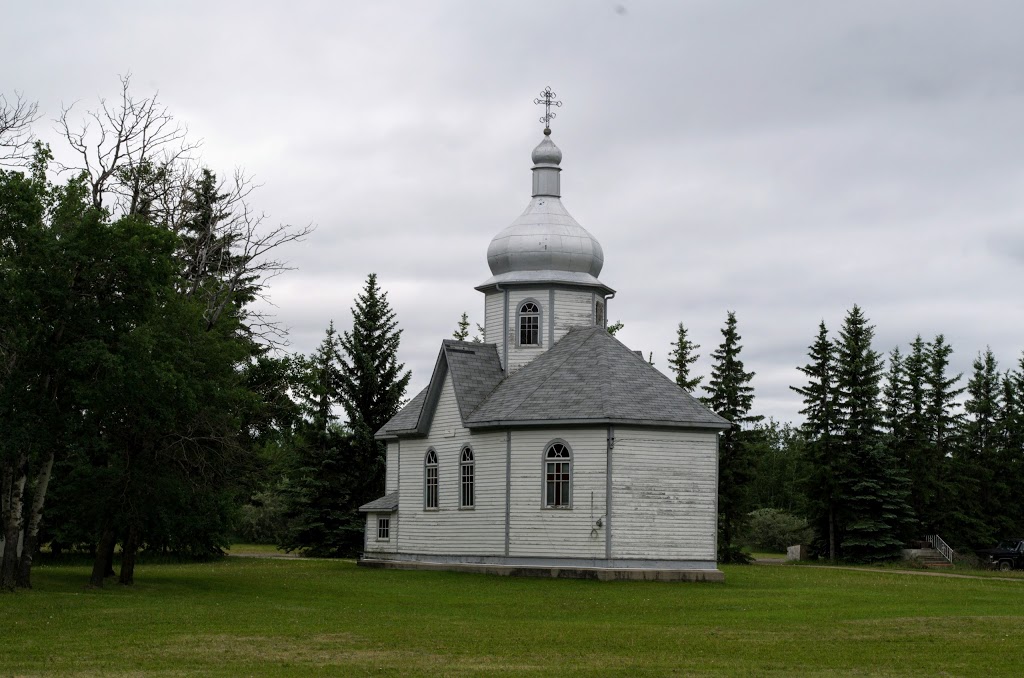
[385,441,398,494]
[611,427,717,560]
[508,427,607,558]
[505,288,551,373]
[395,372,505,556]
[553,288,594,342]
[484,292,504,350]
[364,513,398,554]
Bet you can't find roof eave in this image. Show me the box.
[464,417,732,431]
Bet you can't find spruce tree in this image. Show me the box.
[922,335,963,532]
[280,324,358,556]
[453,312,470,341]
[834,306,912,562]
[667,321,702,391]
[790,321,840,559]
[337,273,411,551]
[701,311,761,563]
[949,348,1002,547]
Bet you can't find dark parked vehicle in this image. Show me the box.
[979,539,1024,571]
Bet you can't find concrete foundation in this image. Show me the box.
[358,557,724,582]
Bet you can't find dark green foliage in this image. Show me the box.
[283,277,411,557]
[745,419,808,515]
[281,425,360,556]
[701,311,761,563]
[944,348,1002,547]
[667,321,702,391]
[833,306,912,563]
[280,325,363,555]
[790,321,841,559]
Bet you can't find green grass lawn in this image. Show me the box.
[2,558,1023,677]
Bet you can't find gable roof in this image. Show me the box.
[376,327,729,439]
[466,327,730,430]
[375,340,504,439]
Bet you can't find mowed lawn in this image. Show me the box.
[2,557,1023,676]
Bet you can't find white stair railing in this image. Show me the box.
[925,534,955,563]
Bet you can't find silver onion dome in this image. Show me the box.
[479,133,610,291]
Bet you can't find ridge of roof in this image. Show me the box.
[466,326,730,430]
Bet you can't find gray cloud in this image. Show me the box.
[4,0,1023,423]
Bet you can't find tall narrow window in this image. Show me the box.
[424,449,438,509]
[518,301,540,346]
[460,447,475,508]
[595,299,605,326]
[545,442,572,508]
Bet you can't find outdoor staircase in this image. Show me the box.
[914,547,954,568]
[904,534,956,568]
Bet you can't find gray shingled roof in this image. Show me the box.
[376,387,428,437]
[359,491,399,513]
[375,341,504,439]
[443,340,505,420]
[376,327,728,438]
[466,326,730,430]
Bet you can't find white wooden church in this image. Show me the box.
[359,96,729,581]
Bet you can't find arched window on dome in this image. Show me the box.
[544,441,572,508]
[424,449,438,510]
[517,300,541,347]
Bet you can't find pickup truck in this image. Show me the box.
[979,539,1024,571]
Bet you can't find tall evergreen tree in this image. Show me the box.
[337,273,411,552]
[667,322,702,391]
[948,348,1002,547]
[921,335,963,532]
[834,306,912,562]
[790,321,840,560]
[702,311,761,563]
[280,324,359,556]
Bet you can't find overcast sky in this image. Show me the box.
[4,1,1023,423]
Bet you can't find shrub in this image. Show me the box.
[743,508,814,553]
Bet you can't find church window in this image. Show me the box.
[544,442,572,508]
[460,447,475,508]
[377,517,390,540]
[518,300,541,346]
[595,299,605,326]
[424,449,438,510]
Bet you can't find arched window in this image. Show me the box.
[424,449,438,510]
[544,442,572,508]
[460,447,475,508]
[518,300,541,346]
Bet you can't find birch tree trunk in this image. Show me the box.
[1,453,28,591]
[16,450,55,589]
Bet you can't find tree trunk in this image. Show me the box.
[17,450,55,589]
[119,525,138,586]
[103,530,117,578]
[89,527,117,588]
[828,504,837,562]
[1,454,28,591]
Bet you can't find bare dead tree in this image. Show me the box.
[175,167,314,348]
[55,74,200,214]
[0,92,40,167]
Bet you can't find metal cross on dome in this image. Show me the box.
[534,87,562,133]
